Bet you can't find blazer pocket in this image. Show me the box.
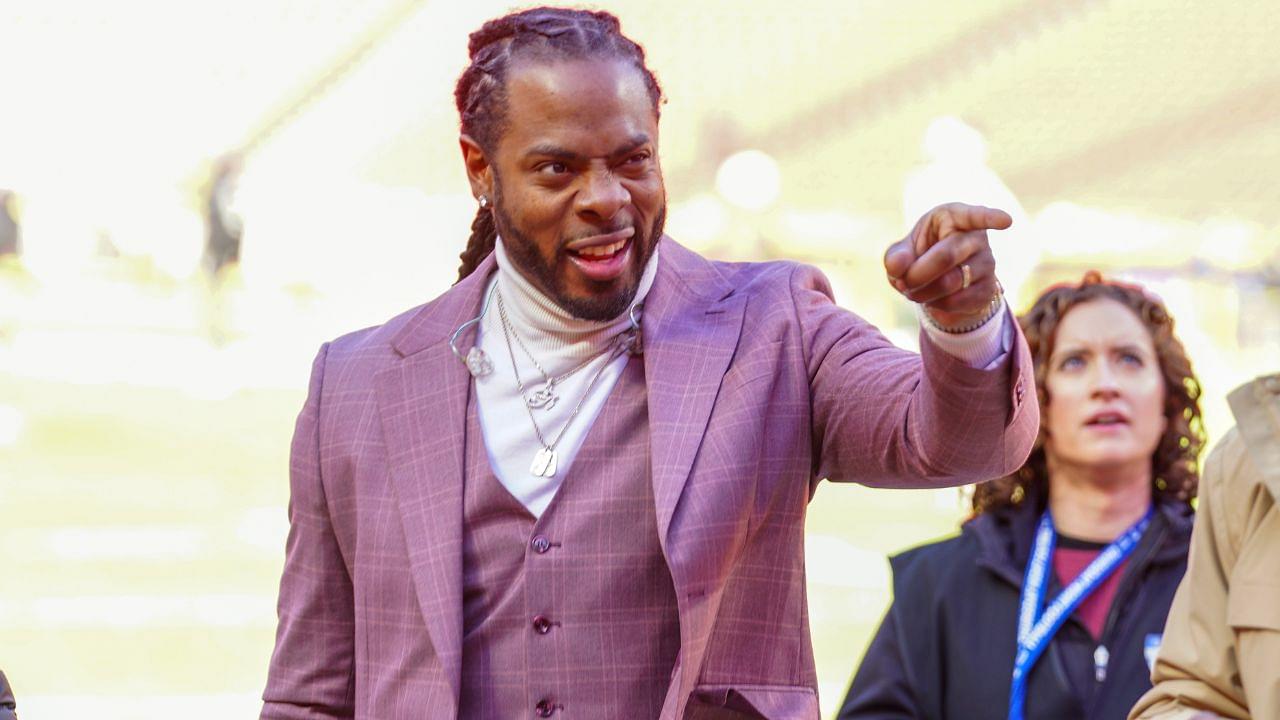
[1227,583,1280,631]
[685,683,819,720]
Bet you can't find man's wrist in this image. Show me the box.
[922,290,1004,334]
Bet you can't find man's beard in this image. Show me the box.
[493,187,665,322]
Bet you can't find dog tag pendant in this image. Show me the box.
[530,447,557,477]
[525,383,558,410]
[464,347,493,378]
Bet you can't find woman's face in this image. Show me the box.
[1042,298,1167,475]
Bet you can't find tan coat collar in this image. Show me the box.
[1227,373,1280,499]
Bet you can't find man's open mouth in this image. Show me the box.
[565,228,636,282]
[571,237,629,261]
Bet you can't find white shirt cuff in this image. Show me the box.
[917,297,1013,370]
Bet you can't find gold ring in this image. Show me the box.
[961,263,972,290]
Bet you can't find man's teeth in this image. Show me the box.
[578,239,626,258]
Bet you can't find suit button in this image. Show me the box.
[531,535,551,554]
[532,615,553,634]
[535,699,556,717]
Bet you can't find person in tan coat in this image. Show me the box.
[1130,373,1280,720]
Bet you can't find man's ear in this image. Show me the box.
[460,135,493,201]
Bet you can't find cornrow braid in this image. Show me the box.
[456,200,497,281]
[452,6,663,282]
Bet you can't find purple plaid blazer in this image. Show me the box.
[262,239,1038,719]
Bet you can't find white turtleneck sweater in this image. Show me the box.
[474,238,1010,518]
[473,238,660,517]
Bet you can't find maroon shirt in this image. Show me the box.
[1053,534,1128,640]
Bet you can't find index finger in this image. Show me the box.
[913,203,1012,254]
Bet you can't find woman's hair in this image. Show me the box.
[452,7,663,282]
[972,271,1204,514]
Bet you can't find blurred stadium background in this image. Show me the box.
[1,1,1277,717]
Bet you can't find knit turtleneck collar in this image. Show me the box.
[490,236,659,369]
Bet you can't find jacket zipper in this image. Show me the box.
[1093,645,1110,682]
[1084,522,1167,714]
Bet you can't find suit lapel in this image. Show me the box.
[375,346,468,704]
[367,244,743,706]
[373,258,494,708]
[643,241,744,551]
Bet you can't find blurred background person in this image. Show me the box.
[0,190,19,257]
[1129,373,1280,720]
[837,272,1205,720]
[202,154,243,282]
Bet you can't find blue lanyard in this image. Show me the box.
[1007,507,1152,720]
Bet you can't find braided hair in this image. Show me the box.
[452,7,664,282]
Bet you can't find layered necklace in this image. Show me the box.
[494,288,640,478]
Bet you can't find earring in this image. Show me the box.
[478,195,489,209]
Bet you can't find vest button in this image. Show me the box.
[531,535,552,554]
[532,615,553,634]
[535,699,556,717]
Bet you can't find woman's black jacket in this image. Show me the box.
[837,497,1194,720]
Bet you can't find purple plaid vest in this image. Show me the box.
[458,357,681,719]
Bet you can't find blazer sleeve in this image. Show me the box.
[1128,431,1251,720]
[837,606,922,720]
[791,263,1037,487]
[261,344,357,719]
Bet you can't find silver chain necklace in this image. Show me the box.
[495,290,607,411]
[493,289,639,478]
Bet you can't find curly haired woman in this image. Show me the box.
[838,272,1205,720]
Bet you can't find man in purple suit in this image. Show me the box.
[262,7,1038,720]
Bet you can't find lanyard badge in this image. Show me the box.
[1007,507,1152,720]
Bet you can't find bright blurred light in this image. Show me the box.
[781,210,881,243]
[46,526,207,561]
[18,195,100,282]
[236,181,468,315]
[236,506,289,552]
[666,194,727,249]
[106,190,205,279]
[26,593,271,629]
[19,694,263,720]
[1198,219,1264,269]
[0,404,25,446]
[904,116,1038,307]
[804,533,888,591]
[715,149,781,212]
[922,115,988,166]
[1034,202,1182,259]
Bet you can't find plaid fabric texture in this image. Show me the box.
[261,240,1038,719]
[458,358,680,719]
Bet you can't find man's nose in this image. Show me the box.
[576,169,631,222]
